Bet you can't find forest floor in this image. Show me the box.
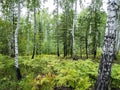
[0,54,120,90]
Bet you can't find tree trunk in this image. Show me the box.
[56,0,60,57]
[79,39,82,59]
[63,1,68,57]
[85,18,90,59]
[26,6,30,56]
[72,0,77,59]
[14,0,22,80]
[92,8,97,59]
[47,28,50,54]
[64,41,67,57]
[31,1,36,59]
[38,21,43,55]
[95,0,119,89]
[9,1,15,58]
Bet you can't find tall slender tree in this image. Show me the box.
[90,0,102,59]
[85,16,91,59]
[14,0,22,80]
[0,0,16,57]
[95,0,119,89]
[57,0,60,57]
[7,0,15,57]
[72,0,77,59]
[92,8,98,59]
[55,0,60,57]
[31,0,37,59]
[26,5,30,55]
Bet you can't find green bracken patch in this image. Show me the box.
[0,55,120,90]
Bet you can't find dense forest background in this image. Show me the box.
[0,0,107,57]
[0,0,120,90]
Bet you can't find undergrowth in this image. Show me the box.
[0,55,120,90]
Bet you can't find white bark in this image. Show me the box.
[72,0,77,57]
[95,0,119,89]
[15,0,20,68]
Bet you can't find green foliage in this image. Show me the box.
[111,64,120,88]
[0,56,17,90]
[32,72,55,90]
[19,73,34,90]
[0,19,11,55]
[0,55,120,90]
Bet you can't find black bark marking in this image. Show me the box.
[16,67,22,80]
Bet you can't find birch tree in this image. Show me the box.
[72,0,77,59]
[14,0,22,80]
[95,0,119,89]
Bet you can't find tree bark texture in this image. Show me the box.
[14,0,22,80]
[95,0,119,90]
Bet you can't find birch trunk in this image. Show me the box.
[14,0,22,80]
[72,0,77,59]
[95,0,119,89]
